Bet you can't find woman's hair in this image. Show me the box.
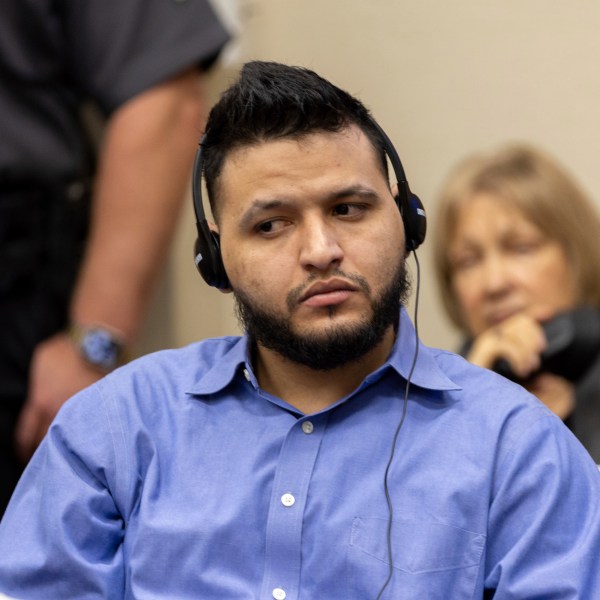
[433,143,600,330]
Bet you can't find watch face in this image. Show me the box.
[81,329,120,371]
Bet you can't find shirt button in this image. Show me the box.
[302,421,314,434]
[281,493,295,507]
[272,588,286,600]
[243,369,251,382]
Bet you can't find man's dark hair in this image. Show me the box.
[202,60,389,218]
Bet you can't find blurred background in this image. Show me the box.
[137,0,600,355]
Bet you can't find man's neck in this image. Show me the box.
[253,328,396,414]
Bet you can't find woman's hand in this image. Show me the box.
[467,313,547,380]
[467,313,575,419]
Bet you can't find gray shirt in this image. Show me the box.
[0,0,229,182]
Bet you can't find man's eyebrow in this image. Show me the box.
[329,185,381,201]
[239,199,285,230]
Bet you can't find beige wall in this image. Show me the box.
[137,1,600,356]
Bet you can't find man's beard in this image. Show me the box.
[233,259,411,371]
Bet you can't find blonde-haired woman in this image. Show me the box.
[434,144,600,462]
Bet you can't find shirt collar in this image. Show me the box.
[187,336,250,396]
[385,307,460,391]
[188,308,460,397]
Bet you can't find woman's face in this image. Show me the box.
[447,193,579,336]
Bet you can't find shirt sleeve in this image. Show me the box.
[484,410,600,597]
[0,385,127,599]
[62,0,231,113]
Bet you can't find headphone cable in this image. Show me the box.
[375,249,421,600]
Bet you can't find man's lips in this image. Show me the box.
[299,279,360,308]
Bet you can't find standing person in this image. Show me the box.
[0,1,230,515]
[433,144,600,462]
[1,61,599,599]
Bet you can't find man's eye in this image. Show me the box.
[255,219,288,235]
[257,221,274,233]
[334,203,364,217]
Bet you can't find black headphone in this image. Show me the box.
[192,120,427,289]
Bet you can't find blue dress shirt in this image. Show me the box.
[1,309,599,599]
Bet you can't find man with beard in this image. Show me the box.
[1,61,600,599]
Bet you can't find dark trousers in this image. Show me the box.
[0,183,89,517]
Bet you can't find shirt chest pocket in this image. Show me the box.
[348,516,486,597]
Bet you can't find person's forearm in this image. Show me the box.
[15,70,206,460]
[70,69,205,342]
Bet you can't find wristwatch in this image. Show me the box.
[68,324,125,373]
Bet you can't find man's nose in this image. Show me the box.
[299,220,344,271]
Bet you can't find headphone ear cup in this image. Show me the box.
[194,220,230,289]
[397,191,427,251]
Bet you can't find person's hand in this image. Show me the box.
[467,313,547,380]
[14,332,102,462]
[526,372,576,419]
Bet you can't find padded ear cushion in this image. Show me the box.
[403,192,427,251]
[395,181,426,251]
[194,220,230,289]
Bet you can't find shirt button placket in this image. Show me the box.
[261,417,324,600]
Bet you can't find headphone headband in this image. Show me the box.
[192,135,208,223]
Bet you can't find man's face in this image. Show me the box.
[216,126,408,368]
